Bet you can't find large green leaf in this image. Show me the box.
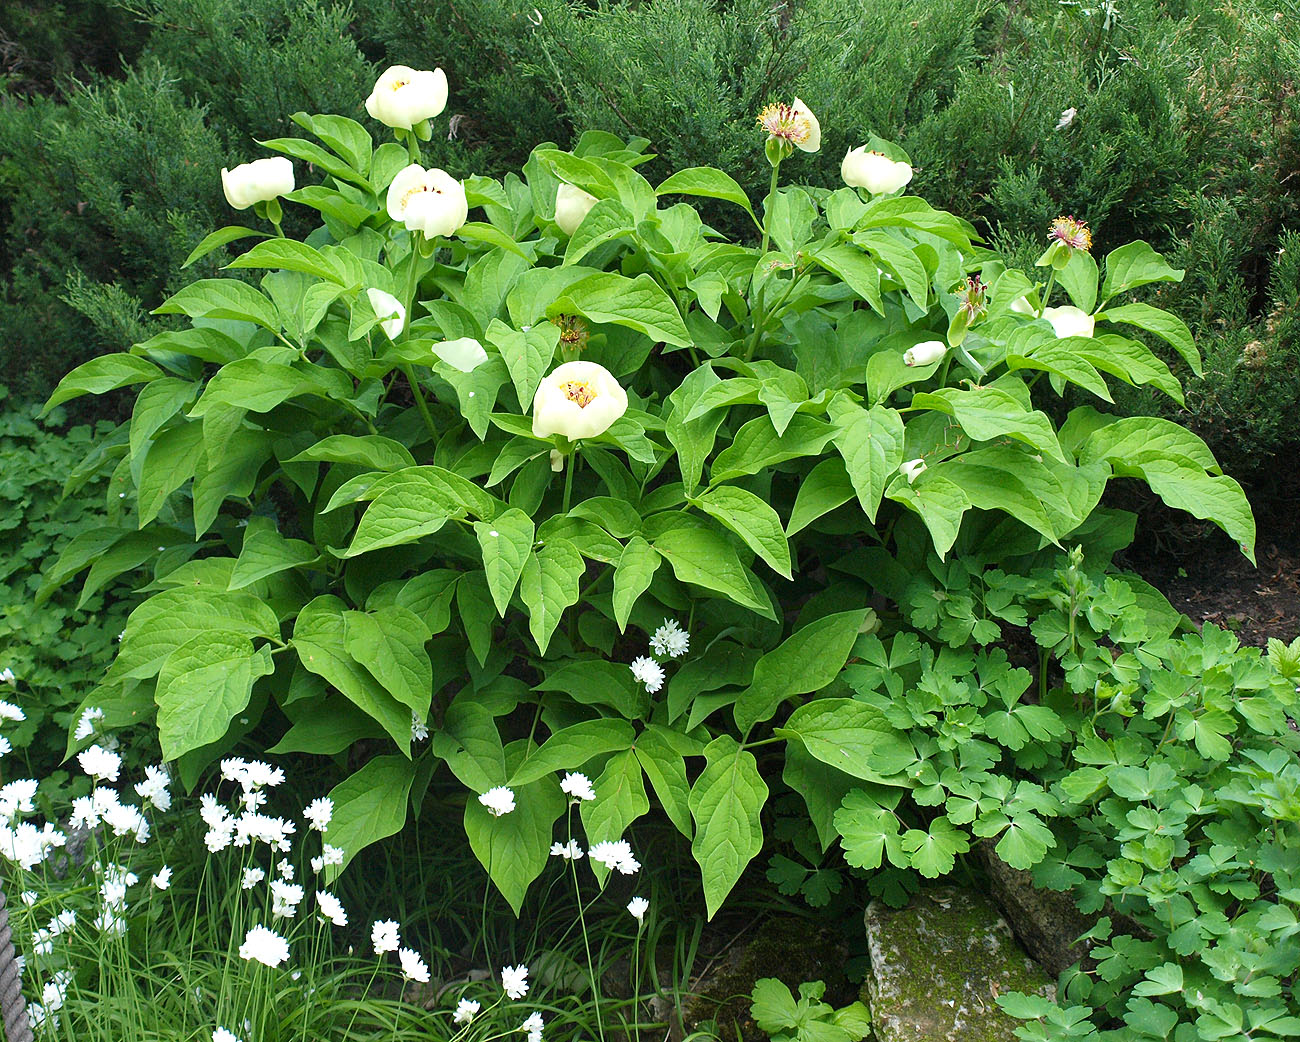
[612,536,661,631]
[136,421,204,526]
[113,588,279,681]
[733,610,869,733]
[694,485,792,578]
[508,719,636,785]
[885,475,971,560]
[129,378,200,457]
[226,238,352,285]
[634,725,694,838]
[911,386,1065,462]
[485,318,559,412]
[810,243,884,314]
[1097,302,1201,375]
[229,521,318,589]
[464,775,566,915]
[666,364,727,493]
[828,397,905,523]
[343,606,433,716]
[564,197,637,265]
[652,521,774,618]
[431,700,506,791]
[656,167,756,217]
[155,632,274,760]
[551,272,690,347]
[534,659,646,718]
[323,756,415,882]
[689,736,768,918]
[519,538,585,653]
[777,699,915,783]
[580,748,650,850]
[786,458,855,536]
[345,476,463,557]
[293,595,411,752]
[43,353,164,413]
[154,278,280,330]
[711,414,836,482]
[286,435,416,471]
[475,508,536,616]
[1100,240,1184,303]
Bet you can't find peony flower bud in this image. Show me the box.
[903,340,947,367]
[554,184,598,237]
[841,147,912,195]
[386,164,468,237]
[221,157,295,211]
[366,288,406,340]
[549,449,566,472]
[900,458,927,483]
[1009,295,1037,316]
[1042,305,1095,339]
[531,361,628,441]
[365,66,449,131]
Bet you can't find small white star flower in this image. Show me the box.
[588,839,640,875]
[152,866,173,890]
[241,867,265,890]
[213,1029,244,1042]
[303,798,333,831]
[0,700,23,721]
[520,1011,545,1042]
[399,947,431,983]
[501,964,529,999]
[560,772,595,802]
[73,706,103,741]
[316,890,348,928]
[238,925,290,967]
[478,786,516,817]
[549,840,584,860]
[411,711,430,742]
[627,896,649,921]
[372,919,401,954]
[453,998,480,1025]
[650,619,690,658]
[77,745,122,782]
[630,656,665,694]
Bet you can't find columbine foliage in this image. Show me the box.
[43,81,1253,921]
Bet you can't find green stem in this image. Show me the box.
[759,161,780,259]
[1037,270,1057,318]
[402,363,438,442]
[405,128,421,166]
[562,446,578,513]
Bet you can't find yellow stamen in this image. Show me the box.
[562,381,596,408]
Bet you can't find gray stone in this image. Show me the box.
[976,841,1096,978]
[863,887,1055,1042]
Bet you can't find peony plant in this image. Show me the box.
[41,73,1253,918]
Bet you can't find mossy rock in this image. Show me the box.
[863,887,1054,1042]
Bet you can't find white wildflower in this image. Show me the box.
[630,656,665,694]
[20,890,36,907]
[560,773,595,802]
[238,924,290,967]
[478,786,516,817]
[152,867,172,890]
[521,1011,545,1042]
[213,1029,244,1042]
[77,745,122,783]
[0,699,22,720]
[650,618,690,658]
[315,891,348,928]
[399,947,431,983]
[372,919,401,954]
[241,868,265,890]
[73,707,104,741]
[0,779,38,822]
[1056,107,1077,130]
[588,839,640,875]
[453,998,481,1025]
[0,670,14,686]
[303,798,333,831]
[134,765,172,811]
[411,711,430,742]
[549,840,584,860]
[270,880,304,919]
[501,964,529,1000]
[627,896,649,921]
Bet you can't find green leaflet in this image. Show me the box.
[689,736,768,919]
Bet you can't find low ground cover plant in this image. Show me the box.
[25,59,1289,1042]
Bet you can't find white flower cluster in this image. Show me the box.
[630,618,691,694]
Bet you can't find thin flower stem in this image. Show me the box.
[759,162,781,259]
[405,128,422,165]
[569,843,607,1042]
[562,446,578,514]
[402,363,439,442]
[1037,270,1057,318]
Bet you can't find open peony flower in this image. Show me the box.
[366,289,406,340]
[531,361,628,441]
[386,164,468,237]
[903,340,947,367]
[555,184,599,236]
[1042,305,1095,339]
[221,157,294,211]
[841,147,913,195]
[365,65,449,130]
[757,98,821,153]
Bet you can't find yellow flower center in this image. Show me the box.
[390,79,410,91]
[562,380,597,408]
[757,103,811,145]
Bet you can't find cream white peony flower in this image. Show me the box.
[366,289,406,340]
[221,157,294,211]
[841,147,912,194]
[386,164,468,237]
[555,184,599,236]
[365,66,449,130]
[531,361,628,441]
[1042,305,1095,339]
[432,336,488,372]
[757,98,821,153]
[900,459,927,483]
[903,340,947,367]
